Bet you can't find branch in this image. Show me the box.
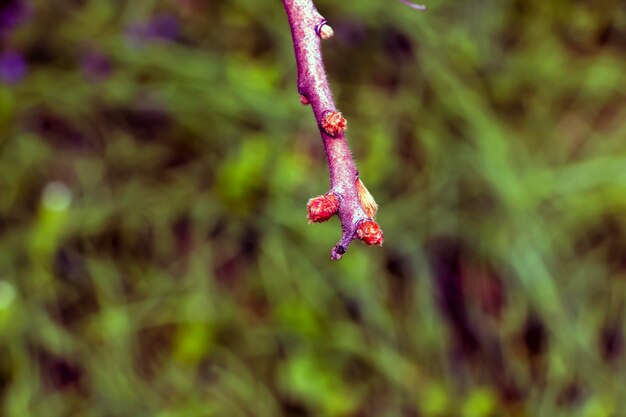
[282,0,383,260]
[398,0,427,11]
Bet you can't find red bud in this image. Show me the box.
[321,111,347,137]
[307,194,339,223]
[357,220,384,246]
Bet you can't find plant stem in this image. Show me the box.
[282,0,382,260]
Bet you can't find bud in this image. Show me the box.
[307,193,339,223]
[318,23,334,40]
[321,111,347,137]
[355,178,378,219]
[300,94,310,105]
[357,220,384,246]
[315,20,335,40]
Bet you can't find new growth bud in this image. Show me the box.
[321,111,347,137]
[318,24,334,40]
[300,94,310,105]
[307,193,339,223]
[357,220,384,246]
[315,20,334,40]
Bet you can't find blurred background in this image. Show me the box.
[1,0,626,415]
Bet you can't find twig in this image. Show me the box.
[398,0,427,11]
[282,0,383,260]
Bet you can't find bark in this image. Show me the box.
[282,0,383,260]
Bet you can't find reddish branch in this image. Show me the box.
[282,0,383,260]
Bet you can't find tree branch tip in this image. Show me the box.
[331,244,347,260]
[283,0,382,260]
[321,111,347,137]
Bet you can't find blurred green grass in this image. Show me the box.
[1,0,626,416]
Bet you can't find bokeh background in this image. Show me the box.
[1,0,626,415]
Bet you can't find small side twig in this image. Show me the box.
[282,0,383,260]
[397,0,427,11]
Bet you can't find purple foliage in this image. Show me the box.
[146,14,180,41]
[0,0,31,37]
[81,50,112,82]
[127,14,180,44]
[0,50,27,85]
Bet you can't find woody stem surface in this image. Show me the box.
[282,0,380,259]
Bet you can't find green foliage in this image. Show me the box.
[1,0,625,416]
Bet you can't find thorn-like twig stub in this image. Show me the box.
[331,244,347,260]
[357,220,384,246]
[315,20,334,40]
[321,111,347,137]
[307,193,339,223]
